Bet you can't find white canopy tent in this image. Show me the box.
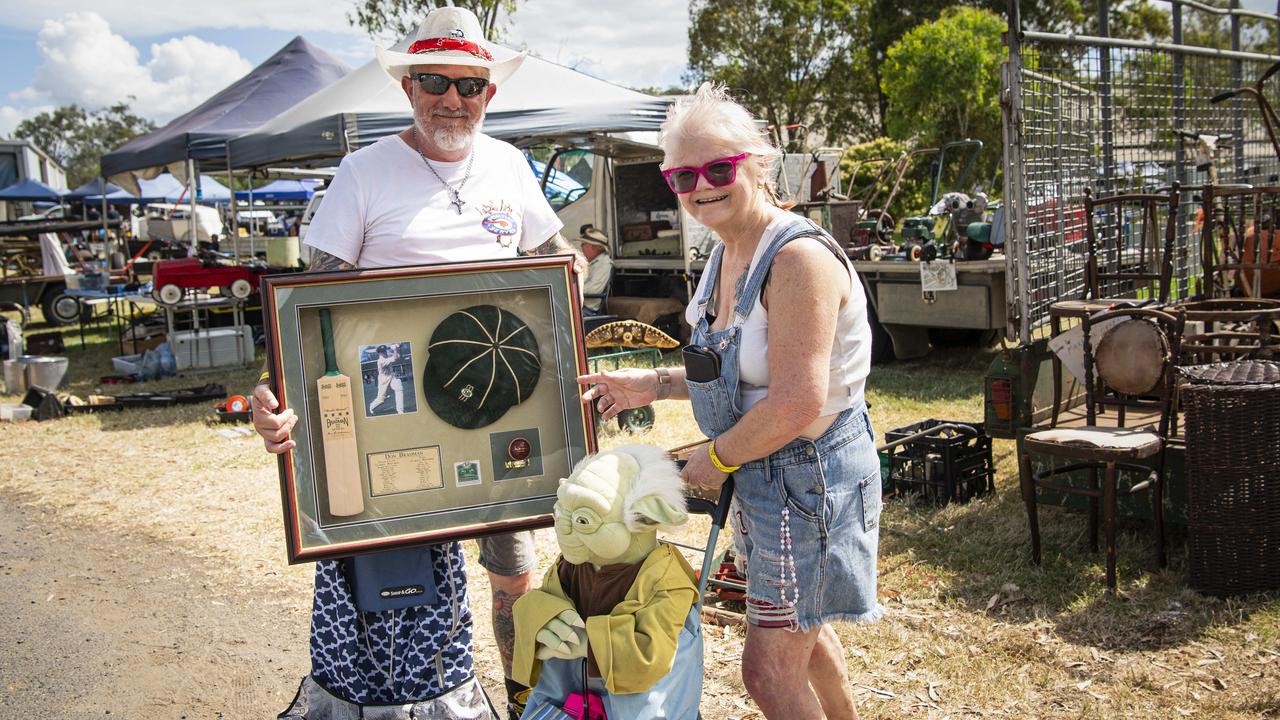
[226,42,670,169]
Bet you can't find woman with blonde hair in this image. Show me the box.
[578,83,882,719]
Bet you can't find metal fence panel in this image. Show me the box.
[1003,3,1280,342]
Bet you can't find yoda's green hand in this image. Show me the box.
[534,608,588,660]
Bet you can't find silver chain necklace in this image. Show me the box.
[411,126,474,214]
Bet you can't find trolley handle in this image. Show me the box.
[876,422,979,454]
[677,458,736,525]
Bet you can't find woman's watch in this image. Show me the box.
[655,367,671,400]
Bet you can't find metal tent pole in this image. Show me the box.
[188,158,199,254]
[225,147,240,262]
[247,173,256,251]
[99,177,110,268]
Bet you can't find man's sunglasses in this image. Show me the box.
[411,73,490,97]
[661,153,751,194]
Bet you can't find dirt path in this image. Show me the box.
[0,398,750,719]
[0,487,310,718]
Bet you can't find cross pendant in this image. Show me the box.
[449,192,465,214]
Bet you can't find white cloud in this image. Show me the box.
[6,1,689,91]
[20,12,252,122]
[504,0,690,90]
[0,104,51,138]
[2,1,356,37]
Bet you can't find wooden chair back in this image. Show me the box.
[1082,183,1181,304]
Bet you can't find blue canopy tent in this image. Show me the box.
[100,36,351,181]
[82,188,140,205]
[65,178,128,200]
[98,36,346,253]
[233,178,320,202]
[0,178,66,201]
[63,179,133,241]
[136,174,233,204]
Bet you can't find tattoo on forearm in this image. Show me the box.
[525,233,573,256]
[308,249,356,271]
[492,589,518,674]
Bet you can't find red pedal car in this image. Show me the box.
[151,257,266,305]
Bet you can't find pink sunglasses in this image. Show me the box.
[661,152,751,194]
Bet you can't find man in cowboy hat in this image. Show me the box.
[252,7,585,719]
[578,224,614,313]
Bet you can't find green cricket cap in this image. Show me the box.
[424,305,542,429]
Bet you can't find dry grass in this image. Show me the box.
[3,313,1280,718]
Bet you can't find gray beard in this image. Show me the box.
[418,112,484,154]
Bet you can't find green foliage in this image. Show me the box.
[685,0,876,151]
[1181,2,1276,53]
[634,85,692,98]
[12,103,155,188]
[347,0,518,40]
[881,7,1004,145]
[880,7,1004,184]
[1092,0,1170,39]
[682,0,1130,151]
[840,137,921,218]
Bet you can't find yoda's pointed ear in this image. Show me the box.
[630,494,689,528]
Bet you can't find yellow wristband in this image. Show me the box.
[708,439,740,473]
[258,370,271,383]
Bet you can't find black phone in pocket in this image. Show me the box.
[682,344,721,383]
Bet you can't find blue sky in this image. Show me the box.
[0,0,692,136]
[4,1,1280,138]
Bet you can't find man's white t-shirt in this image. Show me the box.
[304,133,563,268]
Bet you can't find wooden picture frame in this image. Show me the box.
[262,255,595,563]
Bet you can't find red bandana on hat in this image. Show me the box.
[408,37,494,62]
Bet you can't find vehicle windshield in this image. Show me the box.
[525,150,592,211]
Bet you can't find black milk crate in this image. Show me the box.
[884,419,994,504]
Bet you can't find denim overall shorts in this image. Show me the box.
[686,218,885,630]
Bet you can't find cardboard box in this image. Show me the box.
[124,334,166,356]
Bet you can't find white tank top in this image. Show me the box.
[685,214,872,414]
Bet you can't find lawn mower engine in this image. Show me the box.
[848,211,896,260]
[932,191,998,261]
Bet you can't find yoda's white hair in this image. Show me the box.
[609,444,687,532]
[659,82,784,205]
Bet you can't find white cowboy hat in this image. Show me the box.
[375,7,524,86]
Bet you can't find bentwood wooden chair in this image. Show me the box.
[1020,306,1185,591]
[1174,185,1280,363]
[1048,184,1182,426]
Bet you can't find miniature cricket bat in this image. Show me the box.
[317,308,364,517]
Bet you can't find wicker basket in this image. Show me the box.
[1180,361,1280,597]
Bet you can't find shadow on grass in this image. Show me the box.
[879,476,1278,652]
[869,345,1002,404]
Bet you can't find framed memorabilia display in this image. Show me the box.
[262,255,596,563]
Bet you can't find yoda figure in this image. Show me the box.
[512,444,703,719]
